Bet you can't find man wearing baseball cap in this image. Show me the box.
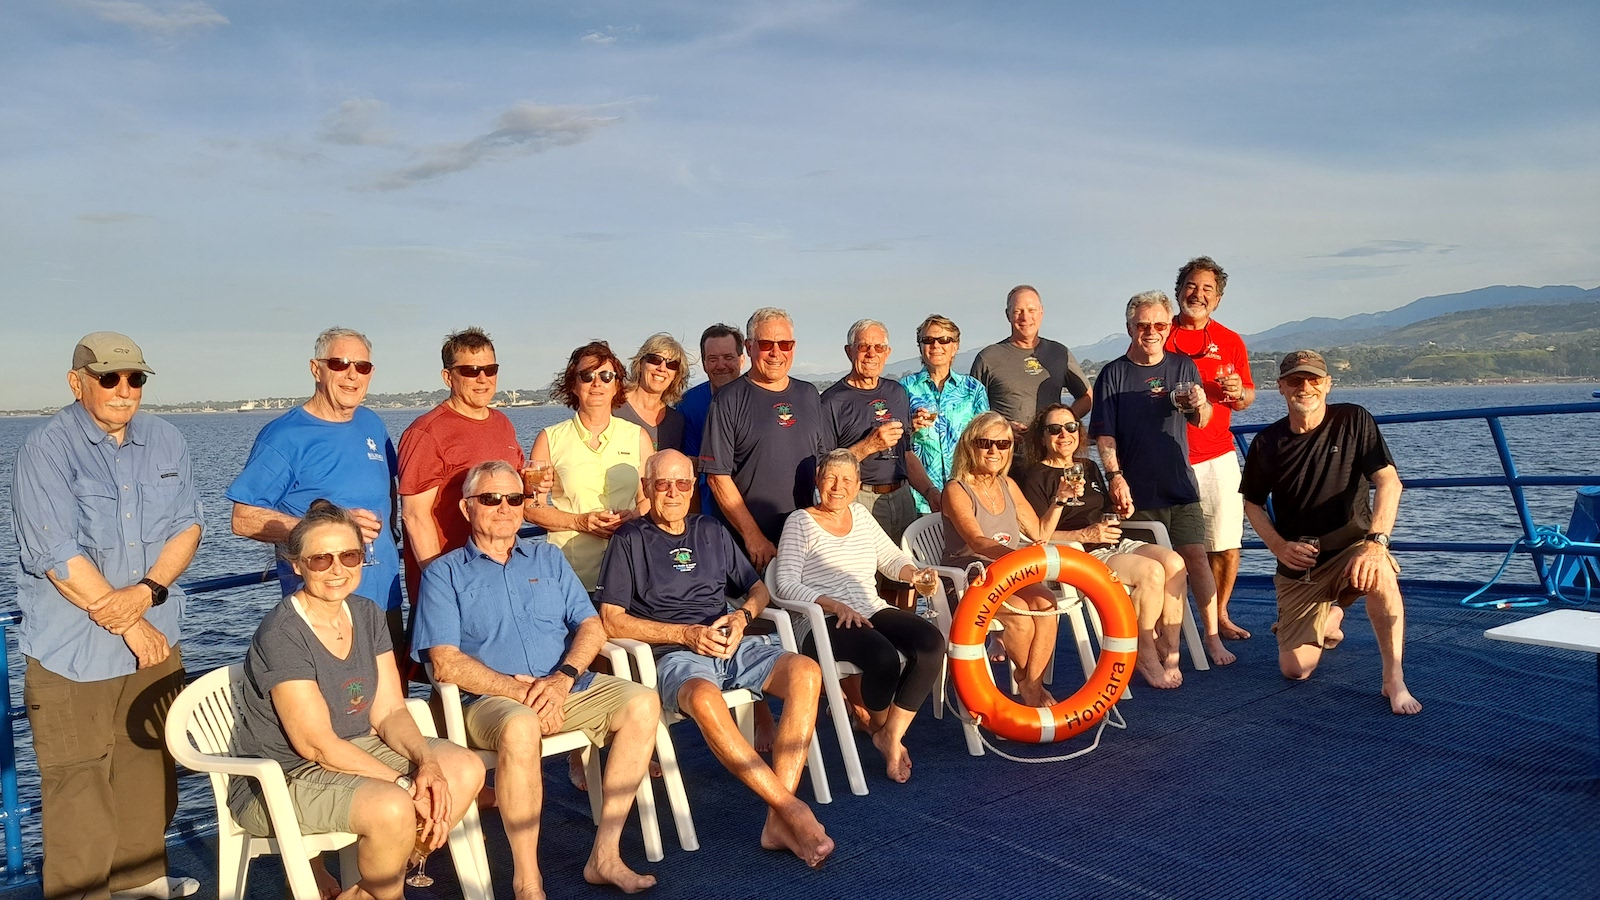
[1239,350,1422,714]
[11,332,205,898]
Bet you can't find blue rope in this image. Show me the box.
[1461,525,1596,609]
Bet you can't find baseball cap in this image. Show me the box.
[72,332,155,375]
[1278,350,1328,379]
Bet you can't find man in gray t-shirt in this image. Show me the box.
[969,284,1092,435]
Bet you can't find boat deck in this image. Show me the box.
[42,579,1600,899]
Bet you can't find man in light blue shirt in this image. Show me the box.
[11,332,202,900]
[412,461,659,896]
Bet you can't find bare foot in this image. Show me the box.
[753,703,777,754]
[1019,684,1057,707]
[1136,660,1182,689]
[511,881,548,900]
[1383,682,1422,715]
[871,729,912,783]
[761,805,836,869]
[584,856,658,894]
[987,634,1007,663]
[1204,636,1237,666]
[569,748,588,792]
[1321,605,1346,650]
[1219,618,1252,640]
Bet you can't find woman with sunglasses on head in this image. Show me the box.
[1017,404,1188,689]
[939,412,1059,707]
[616,333,691,452]
[525,341,653,598]
[901,315,989,515]
[231,501,484,900]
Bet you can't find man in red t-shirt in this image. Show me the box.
[1165,257,1256,642]
[398,327,525,616]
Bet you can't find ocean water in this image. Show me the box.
[0,383,1596,861]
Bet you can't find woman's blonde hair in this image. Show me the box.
[950,412,1014,484]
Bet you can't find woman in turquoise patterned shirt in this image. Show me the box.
[902,314,990,514]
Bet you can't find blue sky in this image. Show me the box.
[2,0,1597,408]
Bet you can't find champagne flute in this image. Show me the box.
[1063,463,1086,507]
[1298,536,1321,584]
[406,819,434,888]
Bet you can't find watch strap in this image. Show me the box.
[1364,533,1391,549]
[138,578,169,606]
[557,663,581,680]
[737,607,755,625]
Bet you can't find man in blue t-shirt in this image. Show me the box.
[227,327,403,647]
[680,322,747,518]
[700,308,826,572]
[598,449,834,870]
[1091,291,1234,667]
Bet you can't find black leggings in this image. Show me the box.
[801,607,945,713]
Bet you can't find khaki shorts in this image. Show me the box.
[463,674,653,749]
[1088,538,1150,563]
[1129,502,1206,548]
[856,483,918,547]
[1191,451,1244,552]
[229,733,456,838]
[1273,542,1401,651]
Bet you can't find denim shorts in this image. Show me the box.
[654,634,787,716]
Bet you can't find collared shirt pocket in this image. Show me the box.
[74,478,122,551]
[139,468,184,543]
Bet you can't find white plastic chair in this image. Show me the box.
[1115,518,1209,671]
[165,664,492,900]
[607,606,832,852]
[899,513,996,756]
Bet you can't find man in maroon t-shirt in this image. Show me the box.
[398,327,524,608]
[1165,256,1256,642]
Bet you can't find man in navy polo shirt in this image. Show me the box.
[598,450,834,870]
[413,460,660,895]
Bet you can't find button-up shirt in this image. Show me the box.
[11,403,203,681]
[411,538,597,692]
[902,369,991,513]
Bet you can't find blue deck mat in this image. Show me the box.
[87,582,1600,900]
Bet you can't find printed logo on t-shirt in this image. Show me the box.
[365,436,384,462]
[341,677,370,716]
[1145,377,1168,396]
[1023,357,1045,377]
[870,399,892,424]
[993,532,1015,546]
[669,547,697,573]
[775,403,796,428]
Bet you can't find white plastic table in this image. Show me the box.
[1484,609,1600,770]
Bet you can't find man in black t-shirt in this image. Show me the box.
[1240,350,1421,715]
[598,450,835,868]
[1092,290,1235,667]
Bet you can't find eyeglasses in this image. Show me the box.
[974,438,1013,451]
[92,371,148,389]
[322,357,375,374]
[578,369,619,384]
[298,549,365,572]
[1133,322,1171,333]
[754,339,796,352]
[649,478,695,493]
[467,492,527,507]
[1043,422,1081,435]
[450,364,500,378]
[641,353,682,371]
[853,343,889,354]
[919,336,957,346]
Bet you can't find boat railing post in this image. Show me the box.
[0,612,29,884]
[1484,415,1552,593]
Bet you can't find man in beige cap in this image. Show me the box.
[1240,350,1421,714]
[11,333,204,899]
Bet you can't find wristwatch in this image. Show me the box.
[138,578,169,606]
[1105,471,1123,480]
[556,663,581,680]
[737,607,754,626]
[395,774,414,792]
[1364,533,1391,549]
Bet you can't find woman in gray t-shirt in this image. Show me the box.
[230,502,483,898]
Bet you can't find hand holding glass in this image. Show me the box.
[406,818,434,887]
[1215,363,1239,402]
[522,461,553,507]
[1173,381,1199,411]
[1298,536,1321,584]
[912,567,939,597]
[1062,464,1087,506]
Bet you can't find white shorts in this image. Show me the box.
[1190,450,1244,552]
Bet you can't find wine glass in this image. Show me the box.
[911,568,940,622]
[879,419,902,460]
[1298,536,1321,584]
[362,541,377,567]
[522,461,552,507]
[1063,463,1086,507]
[1215,362,1238,402]
[1100,512,1121,542]
[406,820,434,888]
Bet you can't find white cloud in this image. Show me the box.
[320,99,395,147]
[581,32,617,47]
[361,101,627,191]
[68,0,228,37]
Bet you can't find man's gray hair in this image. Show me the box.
[815,448,860,478]
[745,307,792,343]
[846,318,887,347]
[462,459,520,498]
[313,327,372,359]
[1124,290,1174,327]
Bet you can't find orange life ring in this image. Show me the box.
[948,543,1138,743]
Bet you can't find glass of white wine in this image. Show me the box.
[1298,536,1321,584]
[1063,463,1086,507]
[406,818,434,888]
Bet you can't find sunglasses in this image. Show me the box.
[1043,422,1081,435]
[299,549,365,572]
[322,357,375,375]
[974,438,1014,451]
[919,336,957,346]
[578,369,619,384]
[468,492,527,507]
[641,353,682,371]
[92,371,148,389]
[1133,322,1171,333]
[450,364,500,378]
[649,478,695,493]
[854,342,889,354]
[1280,374,1324,388]
[755,339,796,352]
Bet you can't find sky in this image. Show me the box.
[2,0,1597,409]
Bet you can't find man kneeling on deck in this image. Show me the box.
[1240,351,1422,715]
[598,450,835,869]
[413,460,660,897]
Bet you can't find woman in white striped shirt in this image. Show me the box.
[774,450,943,784]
